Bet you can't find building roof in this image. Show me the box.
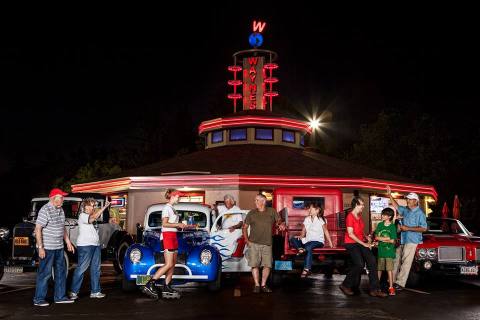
[107,144,417,183]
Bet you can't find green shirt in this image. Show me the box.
[244,207,280,246]
[375,221,397,258]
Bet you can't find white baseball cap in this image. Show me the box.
[406,193,419,201]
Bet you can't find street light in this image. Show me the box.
[309,118,321,131]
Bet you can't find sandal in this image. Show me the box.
[296,248,306,256]
[300,269,310,278]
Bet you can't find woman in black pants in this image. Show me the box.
[339,197,387,297]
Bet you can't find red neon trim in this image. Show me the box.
[264,77,278,84]
[72,175,437,199]
[264,63,279,70]
[228,65,242,72]
[264,91,279,97]
[227,93,242,100]
[228,80,242,86]
[198,116,312,134]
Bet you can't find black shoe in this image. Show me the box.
[393,283,404,291]
[162,284,181,299]
[141,280,159,299]
[339,284,354,296]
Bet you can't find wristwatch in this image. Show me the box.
[36,244,43,249]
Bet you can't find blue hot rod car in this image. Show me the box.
[122,203,225,292]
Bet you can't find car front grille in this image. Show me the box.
[438,246,465,262]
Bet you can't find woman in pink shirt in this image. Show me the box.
[339,197,386,298]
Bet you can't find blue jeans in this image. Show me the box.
[33,248,67,303]
[70,246,101,294]
[289,238,324,270]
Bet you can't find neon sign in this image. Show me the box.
[228,21,278,112]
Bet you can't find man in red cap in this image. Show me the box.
[33,188,75,306]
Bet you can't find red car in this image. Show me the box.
[408,217,480,286]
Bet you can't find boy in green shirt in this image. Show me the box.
[374,207,397,296]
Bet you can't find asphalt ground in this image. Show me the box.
[1,265,479,320]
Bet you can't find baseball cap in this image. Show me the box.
[406,192,419,201]
[49,188,68,198]
[170,190,184,197]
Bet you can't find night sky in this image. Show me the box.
[1,7,478,225]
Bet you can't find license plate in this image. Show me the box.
[4,266,24,273]
[14,237,29,246]
[460,266,478,275]
[274,260,293,271]
[136,275,151,285]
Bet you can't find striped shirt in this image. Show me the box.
[36,202,65,250]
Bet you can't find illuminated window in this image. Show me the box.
[230,128,247,141]
[282,130,295,143]
[300,135,305,146]
[211,130,223,144]
[255,128,273,140]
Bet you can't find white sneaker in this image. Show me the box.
[55,298,74,304]
[34,301,49,307]
[68,292,79,300]
[90,292,106,298]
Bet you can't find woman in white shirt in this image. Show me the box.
[289,203,334,278]
[142,189,188,299]
[69,198,110,299]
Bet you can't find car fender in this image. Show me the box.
[123,244,155,280]
[186,244,221,281]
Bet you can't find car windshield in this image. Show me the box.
[427,218,467,235]
[31,200,95,220]
[148,210,207,229]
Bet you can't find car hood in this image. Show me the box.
[423,233,480,245]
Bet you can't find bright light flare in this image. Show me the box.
[309,118,321,130]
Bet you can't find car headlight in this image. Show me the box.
[427,248,437,259]
[0,227,9,240]
[418,248,427,258]
[129,249,142,263]
[200,249,212,265]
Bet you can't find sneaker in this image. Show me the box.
[33,301,49,307]
[339,284,354,296]
[90,292,106,298]
[141,280,159,299]
[55,298,75,304]
[261,285,272,293]
[369,290,388,298]
[68,292,79,300]
[253,286,261,293]
[162,284,181,299]
[393,283,404,291]
[388,287,396,296]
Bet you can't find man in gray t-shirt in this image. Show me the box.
[243,194,285,293]
[33,188,75,306]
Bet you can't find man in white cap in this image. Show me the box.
[386,186,427,291]
[216,194,243,232]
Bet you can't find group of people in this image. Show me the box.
[33,188,110,306]
[339,186,427,298]
[33,184,427,305]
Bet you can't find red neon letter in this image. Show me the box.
[248,57,258,65]
[252,21,266,33]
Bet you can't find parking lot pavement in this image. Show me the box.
[1,270,480,320]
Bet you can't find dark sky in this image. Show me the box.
[1,7,478,195]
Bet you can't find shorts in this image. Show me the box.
[246,242,272,268]
[162,232,178,252]
[377,257,394,271]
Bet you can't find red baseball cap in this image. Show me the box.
[170,190,184,197]
[49,188,68,198]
